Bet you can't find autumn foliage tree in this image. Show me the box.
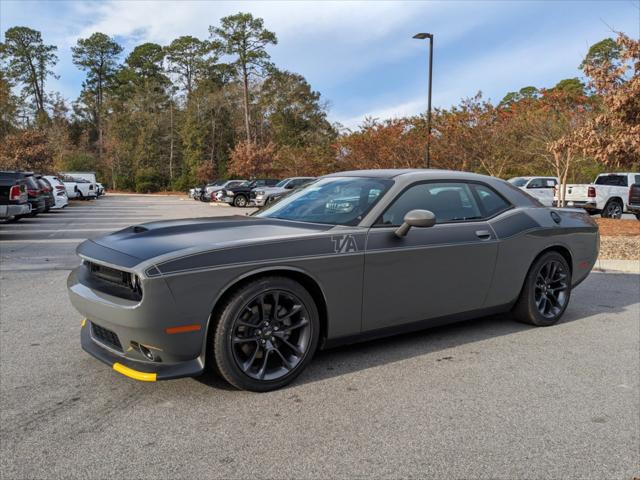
[227,140,279,178]
[575,33,640,169]
[0,129,53,171]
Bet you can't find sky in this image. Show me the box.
[1,0,638,129]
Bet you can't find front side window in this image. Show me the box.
[378,182,482,226]
[254,177,392,226]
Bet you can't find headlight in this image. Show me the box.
[226,190,234,196]
[255,190,265,196]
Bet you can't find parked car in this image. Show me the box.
[508,176,558,207]
[44,175,69,209]
[60,171,98,194]
[68,169,598,391]
[217,179,280,207]
[627,183,640,220]
[192,180,222,201]
[61,175,96,199]
[0,172,31,221]
[0,171,46,216]
[250,177,316,206]
[555,172,640,218]
[203,180,247,202]
[35,175,55,212]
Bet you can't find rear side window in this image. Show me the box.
[595,175,627,187]
[634,175,640,185]
[378,182,482,226]
[472,184,512,217]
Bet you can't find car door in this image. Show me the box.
[362,181,501,332]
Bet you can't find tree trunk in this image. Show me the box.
[242,65,251,143]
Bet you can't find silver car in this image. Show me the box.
[251,177,316,206]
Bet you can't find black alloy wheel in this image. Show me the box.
[233,195,248,207]
[213,276,319,391]
[603,200,623,219]
[513,251,572,326]
[533,259,569,319]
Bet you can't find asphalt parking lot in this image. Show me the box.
[1,195,639,479]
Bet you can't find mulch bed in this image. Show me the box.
[596,218,640,236]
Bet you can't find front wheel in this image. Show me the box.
[512,251,572,326]
[212,276,319,391]
[233,194,248,208]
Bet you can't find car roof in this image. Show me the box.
[324,169,501,182]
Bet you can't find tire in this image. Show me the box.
[233,195,248,208]
[512,251,572,326]
[601,199,623,219]
[212,276,320,392]
[635,213,640,221]
[7,216,21,222]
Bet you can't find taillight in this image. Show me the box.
[587,186,596,198]
[27,188,38,196]
[55,185,65,191]
[9,185,21,201]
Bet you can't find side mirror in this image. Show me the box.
[395,209,436,237]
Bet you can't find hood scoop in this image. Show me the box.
[132,225,149,233]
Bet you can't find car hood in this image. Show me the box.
[256,186,286,195]
[77,215,332,268]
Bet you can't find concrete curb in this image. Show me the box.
[593,259,640,274]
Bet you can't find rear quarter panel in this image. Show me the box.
[485,207,598,307]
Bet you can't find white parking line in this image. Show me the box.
[0,239,85,244]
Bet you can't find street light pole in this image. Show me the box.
[413,32,434,168]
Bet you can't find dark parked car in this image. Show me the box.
[628,183,640,220]
[35,175,55,212]
[217,179,280,207]
[250,177,317,206]
[0,171,46,216]
[68,169,599,391]
[0,172,31,221]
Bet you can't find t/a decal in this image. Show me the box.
[331,234,358,254]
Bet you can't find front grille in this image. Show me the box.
[91,323,123,352]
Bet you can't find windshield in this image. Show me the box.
[508,177,528,187]
[275,179,291,188]
[254,177,393,226]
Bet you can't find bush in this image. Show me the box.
[134,167,162,193]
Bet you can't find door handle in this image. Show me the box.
[475,230,492,240]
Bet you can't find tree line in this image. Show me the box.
[0,15,638,194]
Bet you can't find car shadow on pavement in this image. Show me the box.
[294,275,639,387]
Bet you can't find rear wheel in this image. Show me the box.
[601,199,623,219]
[233,194,248,207]
[635,213,640,221]
[213,276,319,392]
[512,251,572,326]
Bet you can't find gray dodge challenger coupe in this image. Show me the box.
[68,169,599,391]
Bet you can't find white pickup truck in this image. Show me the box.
[556,172,640,219]
[508,176,558,207]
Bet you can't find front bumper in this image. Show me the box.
[68,265,207,381]
[251,195,266,206]
[81,319,204,381]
